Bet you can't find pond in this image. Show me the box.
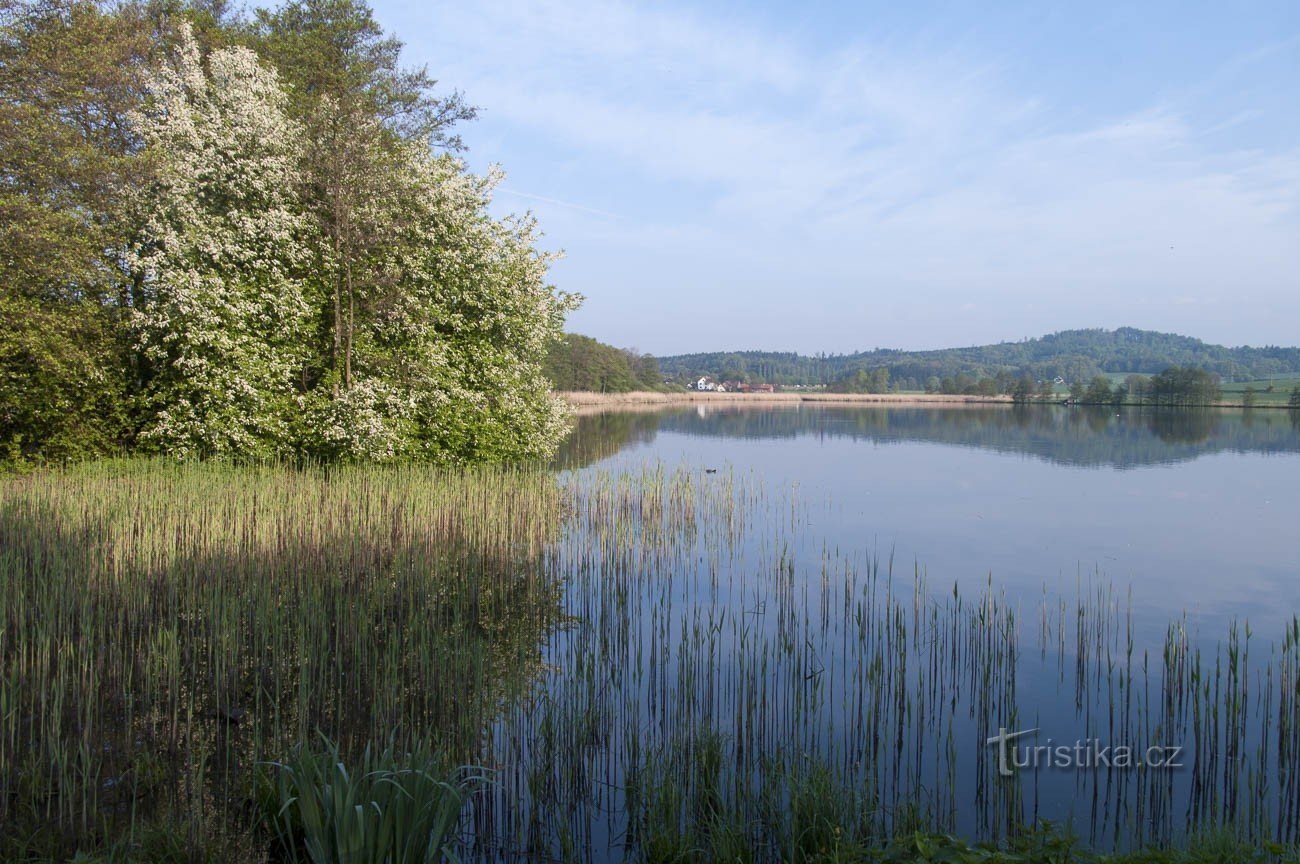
[5,407,1299,861]
[558,404,1300,635]
[470,404,1300,858]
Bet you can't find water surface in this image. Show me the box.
[559,404,1300,635]
[482,404,1300,856]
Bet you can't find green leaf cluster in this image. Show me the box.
[545,332,666,393]
[263,736,486,864]
[0,0,578,464]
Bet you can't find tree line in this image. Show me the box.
[834,365,1243,408]
[659,327,1300,389]
[544,334,664,393]
[1,0,578,463]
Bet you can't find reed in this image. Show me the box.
[0,459,564,860]
[2,458,1297,861]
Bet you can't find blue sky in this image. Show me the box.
[371,0,1300,355]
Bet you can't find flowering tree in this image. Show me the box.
[129,27,312,458]
[129,24,576,463]
[2,1,581,465]
[405,160,580,463]
[296,146,579,462]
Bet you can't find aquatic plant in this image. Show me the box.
[263,735,487,864]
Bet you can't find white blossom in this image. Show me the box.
[128,25,312,459]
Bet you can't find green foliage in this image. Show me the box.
[0,0,148,294]
[1082,376,1113,404]
[0,0,148,461]
[0,295,127,461]
[659,328,1300,389]
[630,732,754,864]
[264,736,484,864]
[1011,377,1035,403]
[546,333,664,392]
[833,367,890,394]
[0,0,577,464]
[766,758,877,864]
[249,0,475,146]
[1148,367,1222,406]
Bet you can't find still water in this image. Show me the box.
[482,405,1300,858]
[559,404,1300,635]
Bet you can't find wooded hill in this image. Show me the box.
[657,328,1300,390]
[544,334,664,393]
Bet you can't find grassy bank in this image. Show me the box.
[1218,377,1300,408]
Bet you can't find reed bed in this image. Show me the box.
[474,464,1299,860]
[1,458,1296,861]
[0,459,565,860]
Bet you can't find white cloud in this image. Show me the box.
[385,0,1300,352]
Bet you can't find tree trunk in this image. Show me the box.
[345,259,354,389]
[332,233,342,399]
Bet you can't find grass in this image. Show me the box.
[2,458,1298,861]
[0,459,564,860]
[1218,377,1300,407]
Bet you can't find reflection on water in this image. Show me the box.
[475,454,1300,859]
[556,404,1300,470]
[557,404,1300,636]
[488,402,1300,858]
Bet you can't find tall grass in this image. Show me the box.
[0,459,564,859]
[2,458,1297,861]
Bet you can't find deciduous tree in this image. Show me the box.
[0,0,149,458]
[128,27,312,457]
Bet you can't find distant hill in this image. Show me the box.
[545,333,665,393]
[657,328,1300,390]
[558,403,1300,471]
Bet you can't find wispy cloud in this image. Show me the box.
[497,187,619,220]
[385,0,1300,352]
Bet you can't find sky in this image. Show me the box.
[369,0,1300,356]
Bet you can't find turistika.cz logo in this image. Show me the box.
[985,727,1185,777]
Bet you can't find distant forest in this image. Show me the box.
[656,328,1300,390]
[555,404,1300,472]
[544,334,664,392]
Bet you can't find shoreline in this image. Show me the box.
[559,390,1013,411]
[559,390,1295,412]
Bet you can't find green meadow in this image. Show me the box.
[1218,377,1300,407]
